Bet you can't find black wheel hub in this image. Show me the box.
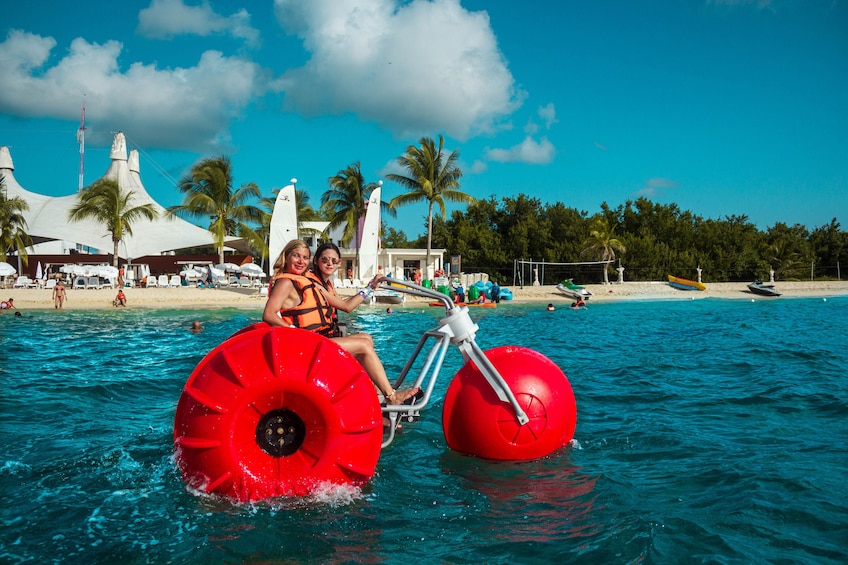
[256,408,305,457]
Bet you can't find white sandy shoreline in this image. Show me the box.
[3,280,847,312]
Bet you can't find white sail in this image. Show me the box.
[358,184,381,280]
[268,182,298,276]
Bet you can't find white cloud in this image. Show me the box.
[636,177,679,198]
[523,103,556,136]
[0,29,261,151]
[272,0,524,140]
[484,136,555,165]
[137,0,260,47]
[538,103,557,129]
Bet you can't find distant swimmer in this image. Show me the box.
[190,320,204,333]
[546,303,555,311]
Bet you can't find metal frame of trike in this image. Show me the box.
[375,278,529,448]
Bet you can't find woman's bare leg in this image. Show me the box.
[332,334,419,404]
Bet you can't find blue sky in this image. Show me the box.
[1,0,846,239]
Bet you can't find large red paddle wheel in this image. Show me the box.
[174,324,383,502]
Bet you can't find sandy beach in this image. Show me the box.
[4,280,847,311]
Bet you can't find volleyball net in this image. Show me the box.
[512,259,614,287]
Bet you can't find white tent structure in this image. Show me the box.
[0,133,242,260]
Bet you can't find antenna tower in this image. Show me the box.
[76,97,86,192]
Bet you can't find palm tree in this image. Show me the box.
[581,217,627,284]
[0,175,32,265]
[322,162,381,278]
[768,239,803,280]
[387,135,473,279]
[68,178,158,267]
[168,156,262,265]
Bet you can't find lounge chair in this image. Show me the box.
[239,277,251,288]
[228,275,240,287]
[145,275,158,287]
[45,279,57,291]
[168,275,182,288]
[124,270,135,288]
[13,276,35,288]
[157,275,170,287]
[87,276,101,289]
[74,277,87,289]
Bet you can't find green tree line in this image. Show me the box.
[387,195,847,284]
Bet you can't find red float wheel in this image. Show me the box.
[442,346,576,460]
[174,324,383,502]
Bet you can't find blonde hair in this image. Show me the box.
[272,239,311,275]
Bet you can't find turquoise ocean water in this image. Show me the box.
[2,297,846,564]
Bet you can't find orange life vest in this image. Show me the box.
[306,270,343,337]
[274,273,335,337]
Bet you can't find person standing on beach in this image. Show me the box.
[263,239,419,406]
[491,281,501,304]
[53,280,67,309]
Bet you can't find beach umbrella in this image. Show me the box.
[239,263,266,277]
[35,261,43,281]
[181,268,201,278]
[214,263,242,273]
[97,265,119,278]
[0,262,17,276]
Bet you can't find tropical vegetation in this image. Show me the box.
[413,195,847,284]
[6,140,847,286]
[68,178,158,268]
[387,135,474,277]
[0,174,32,265]
[321,162,387,278]
[168,156,263,265]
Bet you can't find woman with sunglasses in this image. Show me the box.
[263,239,419,406]
[309,242,371,337]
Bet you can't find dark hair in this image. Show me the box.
[313,242,341,270]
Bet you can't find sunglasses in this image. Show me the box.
[319,257,341,265]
